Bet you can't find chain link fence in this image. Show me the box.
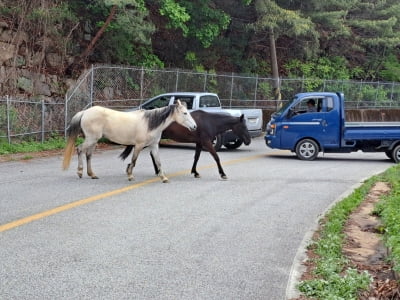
[0,96,65,143]
[2,64,400,144]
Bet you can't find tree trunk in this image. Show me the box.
[269,27,281,108]
[79,4,118,60]
[65,4,118,76]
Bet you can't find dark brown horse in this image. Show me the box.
[119,110,251,179]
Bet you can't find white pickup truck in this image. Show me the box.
[137,92,263,150]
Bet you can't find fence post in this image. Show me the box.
[41,100,45,143]
[230,73,234,108]
[6,95,11,144]
[90,64,94,107]
[175,70,179,91]
[374,81,379,107]
[140,66,144,101]
[254,75,258,108]
[357,79,363,109]
[390,81,394,107]
[64,93,67,137]
[203,72,207,91]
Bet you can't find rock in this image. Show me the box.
[34,80,52,96]
[0,21,8,29]
[0,29,12,42]
[0,42,15,63]
[17,77,33,93]
[14,31,28,44]
[46,52,63,68]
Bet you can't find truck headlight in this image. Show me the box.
[266,123,275,135]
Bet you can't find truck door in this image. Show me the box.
[281,96,340,149]
[319,96,340,149]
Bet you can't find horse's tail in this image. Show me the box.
[62,111,84,170]
[119,145,134,161]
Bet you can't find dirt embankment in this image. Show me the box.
[294,182,400,299]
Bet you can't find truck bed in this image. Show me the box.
[344,122,400,140]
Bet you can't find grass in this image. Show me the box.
[0,136,67,155]
[374,166,400,273]
[298,164,400,299]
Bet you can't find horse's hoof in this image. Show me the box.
[162,178,169,183]
[128,176,134,181]
[77,173,82,178]
[221,175,228,180]
[91,176,99,179]
[194,174,201,178]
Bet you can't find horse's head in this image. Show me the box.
[174,100,197,131]
[232,114,251,145]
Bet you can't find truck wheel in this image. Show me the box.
[212,134,223,151]
[295,139,319,161]
[391,145,400,163]
[224,139,243,149]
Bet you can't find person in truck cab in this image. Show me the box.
[307,99,317,112]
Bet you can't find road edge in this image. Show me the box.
[284,175,377,299]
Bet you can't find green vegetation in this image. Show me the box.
[298,164,400,299]
[0,136,66,155]
[2,0,400,83]
[374,166,400,274]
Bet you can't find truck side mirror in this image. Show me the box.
[287,108,295,118]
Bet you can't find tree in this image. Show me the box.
[301,0,400,79]
[66,0,156,74]
[250,0,318,102]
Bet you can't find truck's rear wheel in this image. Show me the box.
[224,139,243,149]
[295,139,319,161]
[391,145,400,163]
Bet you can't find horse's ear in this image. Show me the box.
[240,114,245,122]
[177,100,188,108]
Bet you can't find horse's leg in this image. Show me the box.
[149,144,168,183]
[150,152,160,175]
[126,145,143,181]
[203,140,227,180]
[76,144,84,178]
[191,143,202,178]
[77,137,98,179]
[86,143,98,179]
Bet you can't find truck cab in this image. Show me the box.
[266,92,344,159]
[266,92,400,161]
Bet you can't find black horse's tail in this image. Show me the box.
[119,145,134,160]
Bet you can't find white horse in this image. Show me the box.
[62,101,196,182]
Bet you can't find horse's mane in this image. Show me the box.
[144,105,176,130]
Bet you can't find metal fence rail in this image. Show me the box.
[0,96,65,143]
[1,64,400,144]
[65,66,400,126]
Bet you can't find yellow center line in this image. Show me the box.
[0,151,283,233]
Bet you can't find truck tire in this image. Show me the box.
[224,139,243,149]
[295,139,319,161]
[212,134,223,151]
[391,145,400,163]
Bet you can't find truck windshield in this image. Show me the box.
[199,95,220,108]
[274,97,296,115]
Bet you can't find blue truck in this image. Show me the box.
[265,92,400,162]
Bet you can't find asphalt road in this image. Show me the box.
[0,137,393,300]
